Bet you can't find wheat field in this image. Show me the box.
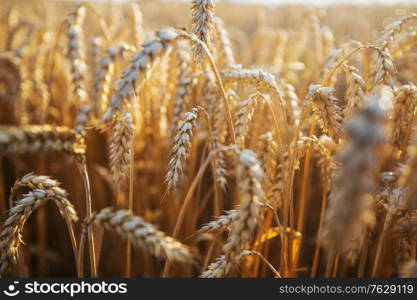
[0,0,416,278]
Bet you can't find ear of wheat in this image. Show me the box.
[200,249,279,278]
[93,47,117,117]
[221,68,280,97]
[370,46,396,89]
[198,209,238,234]
[166,107,202,190]
[213,17,236,69]
[343,64,366,121]
[103,29,179,121]
[170,43,193,138]
[0,53,21,103]
[85,207,195,264]
[377,13,417,50]
[400,261,417,278]
[132,3,144,46]
[66,4,88,105]
[0,125,86,162]
[199,250,250,278]
[320,100,385,260]
[234,94,258,147]
[307,84,343,139]
[206,75,230,189]
[391,84,417,154]
[88,37,103,82]
[191,0,215,64]
[0,178,77,276]
[103,28,185,122]
[281,82,301,133]
[109,112,135,188]
[400,95,417,209]
[222,150,264,264]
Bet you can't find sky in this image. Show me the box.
[223,0,417,4]
[78,0,417,5]
[167,0,417,5]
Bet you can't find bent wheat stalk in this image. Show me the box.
[80,208,195,266]
[0,184,78,277]
[200,250,280,278]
